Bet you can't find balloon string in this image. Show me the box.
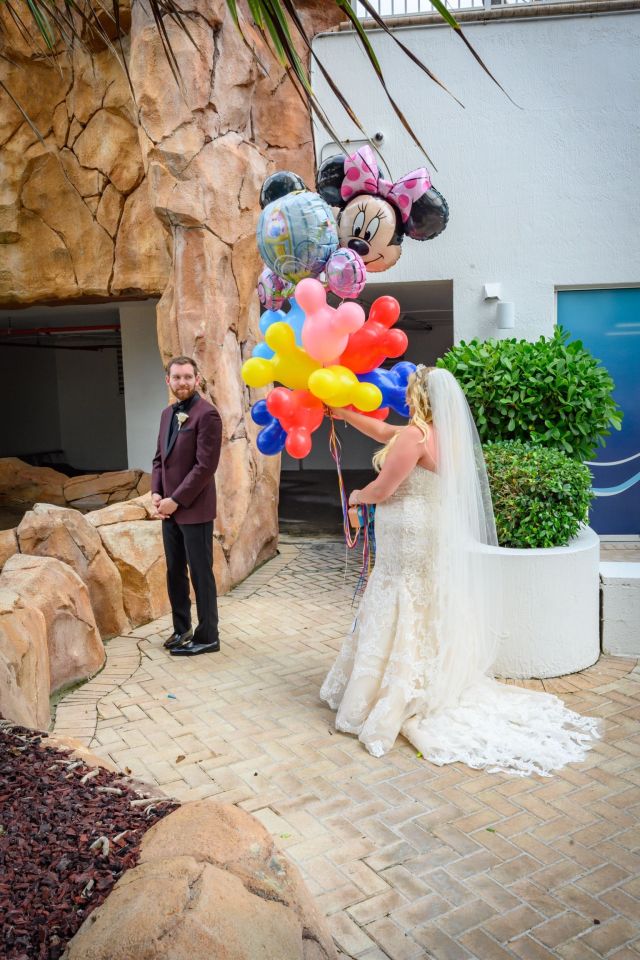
[328,414,359,549]
[328,413,376,602]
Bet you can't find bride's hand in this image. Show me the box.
[327,406,346,420]
[348,489,361,507]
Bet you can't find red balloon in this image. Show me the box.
[339,296,408,374]
[346,404,390,421]
[266,387,324,459]
[286,429,312,459]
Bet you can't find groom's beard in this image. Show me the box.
[173,386,196,402]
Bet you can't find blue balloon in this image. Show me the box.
[251,400,287,455]
[254,308,286,359]
[252,342,274,360]
[257,192,338,284]
[250,400,272,426]
[284,297,305,346]
[359,361,417,417]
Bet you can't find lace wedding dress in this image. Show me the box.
[321,371,601,777]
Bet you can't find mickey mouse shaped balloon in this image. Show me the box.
[316,146,449,274]
[257,170,367,299]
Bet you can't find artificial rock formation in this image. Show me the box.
[127,0,343,586]
[0,587,50,729]
[64,800,337,960]
[17,504,130,638]
[0,459,67,508]
[0,2,345,592]
[0,459,150,513]
[97,519,169,627]
[0,528,18,571]
[0,4,170,304]
[0,553,105,693]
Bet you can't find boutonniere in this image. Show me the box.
[176,412,189,430]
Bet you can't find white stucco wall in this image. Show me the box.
[119,301,168,472]
[312,8,640,342]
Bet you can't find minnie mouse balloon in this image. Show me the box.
[325,248,367,300]
[317,146,449,274]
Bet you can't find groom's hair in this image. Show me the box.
[166,356,198,375]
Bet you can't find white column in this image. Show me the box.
[119,301,168,472]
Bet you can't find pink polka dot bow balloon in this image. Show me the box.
[316,145,449,274]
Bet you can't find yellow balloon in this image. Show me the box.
[242,356,272,389]
[308,365,382,412]
[242,322,320,391]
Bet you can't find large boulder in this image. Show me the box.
[0,588,50,729]
[0,554,105,693]
[63,801,337,960]
[63,857,311,960]
[86,500,149,527]
[0,528,18,571]
[63,470,143,508]
[0,458,66,506]
[17,505,130,638]
[97,520,169,627]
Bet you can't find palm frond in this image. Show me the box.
[356,0,517,106]
[0,0,511,177]
[232,0,511,171]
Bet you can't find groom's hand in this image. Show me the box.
[158,497,179,518]
[151,493,162,519]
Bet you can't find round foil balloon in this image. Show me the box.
[257,268,293,311]
[257,192,338,285]
[325,248,367,300]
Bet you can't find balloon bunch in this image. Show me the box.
[245,148,449,459]
[243,280,416,459]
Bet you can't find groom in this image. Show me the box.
[151,356,223,656]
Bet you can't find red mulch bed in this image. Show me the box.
[0,720,179,960]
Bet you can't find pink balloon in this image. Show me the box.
[326,248,367,300]
[297,277,365,365]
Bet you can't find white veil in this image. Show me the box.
[401,369,601,776]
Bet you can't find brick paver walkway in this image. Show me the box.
[55,538,640,960]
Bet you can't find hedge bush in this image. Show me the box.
[439,327,621,461]
[483,441,593,549]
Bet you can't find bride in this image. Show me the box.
[320,365,601,776]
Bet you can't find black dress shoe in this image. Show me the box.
[170,639,220,657]
[163,629,193,650]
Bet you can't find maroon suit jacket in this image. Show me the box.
[151,395,222,524]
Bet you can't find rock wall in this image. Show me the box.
[0,4,170,304]
[0,2,344,589]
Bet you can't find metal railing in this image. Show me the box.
[353,0,564,15]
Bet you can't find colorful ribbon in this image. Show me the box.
[328,414,376,601]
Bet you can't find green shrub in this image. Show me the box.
[439,327,622,461]
[483,441,593,549]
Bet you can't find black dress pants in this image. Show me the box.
[162,518,218,644]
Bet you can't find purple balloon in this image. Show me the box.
[257,268,293,311]
[326,248,367,300]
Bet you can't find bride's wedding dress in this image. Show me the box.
[321,371,601,777]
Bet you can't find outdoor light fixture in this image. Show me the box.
[496,301,515,330]
[482,283,502,301]
[482,284,515,329]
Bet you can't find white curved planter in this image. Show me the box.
[483,526,600,679]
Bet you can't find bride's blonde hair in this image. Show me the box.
[372,364,435,472]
